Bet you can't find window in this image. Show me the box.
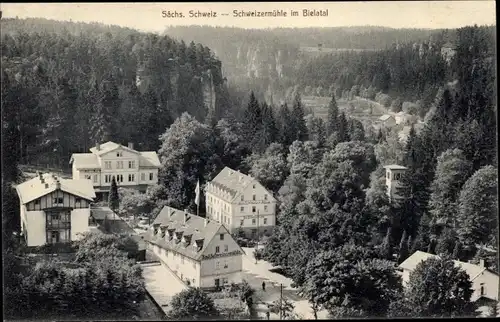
[241,195,244,201]
[480,284,485,295]
[84,174,91,180]
[252,194,256,201]
[128,174,135,182]
[53,197,63,204]
[105,161,112,169]
[117,174,124,183]
[220,233,224,240]
[215,262,220,270]
[264,194,268,200]
[240,206,244,212]
[264,205,268,211]
[224,245,228,252]
[141,173,145,181]
[240,219,244,226]
[75,197,81,203]
[215,246,220,253]
[34,199,40,205]
[252,206,256,213]
[105,175,112,183]
[252,218,256,225]
[51,213,60,220]
[264,218,268,225]
[116,161,123,169]
[253,184,256,189]
[128,161,135,169]
[223,261,228,269]
[223,278,228,284]
[116,151,123,157]
[149,172,154,180]
[93,175,98,183]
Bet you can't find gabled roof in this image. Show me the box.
[383,164,408,170]
[399,251,498,281]
[89,141,140,156]
[208,166,277,202]
[70,141,161,169]
[379,114,394,121]
[15,173,95,204]
[139,151,161,168]
[69,153,100,168]
[141,206,242,261]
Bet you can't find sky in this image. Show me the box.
[1,1,496,33]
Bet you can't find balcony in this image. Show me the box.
[46,221,71,229]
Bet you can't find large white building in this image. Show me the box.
[69,141,160,200]
[142,206,244,289]
[399,251,499,302]
[205,167,277,239]
[15,173,96,247]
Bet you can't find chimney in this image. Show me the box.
[128,142,134,150]
[96,142,100,151]
[55,180,61,190]
[38,172,42,180]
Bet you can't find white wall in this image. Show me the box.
[471,270,499,301]
[151,242,201,287]
[200,271,242,288]
[200,226,243,285]
[26,210,46,247]
[205,181,277,233]
[139,169,159,185]
[71,208,90,241]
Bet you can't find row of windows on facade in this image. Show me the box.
[152,244,230,270]
[207,204,269,214]
[90,172,155,183]
[210,210,269,227]
[387,172,403,180]
[208,193,269,203]
[34,197,83,205]
[104,160,136,169]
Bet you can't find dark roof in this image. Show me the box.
[141,206,225,261]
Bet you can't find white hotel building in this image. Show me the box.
[142,206,244,289]
[69,141,160,200]
[205,167,277,239]
[15,173,96,247]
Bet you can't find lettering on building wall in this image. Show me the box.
[200,250,242,260]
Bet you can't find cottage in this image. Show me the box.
[399,251,499,302]
[15,172,96,247]
[142,206,244,289]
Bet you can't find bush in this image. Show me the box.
[170,288,218,320]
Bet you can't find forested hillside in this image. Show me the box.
[165,25,457,103]
[1,18,234,168]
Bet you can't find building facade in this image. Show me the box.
[384,164,408,202]
[399,251,499,302]
[205,167,277,239]
[15,172,96,247]
[69,141,160,200]
[142,206,244,289]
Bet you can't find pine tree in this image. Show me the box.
[326,94,339,136]
[243,92,262,144]
[398,230,409,264]
[277,103,293,146]
[380,228,393,260]
[452,240,461,260]
[108,177,119,215]
[337,112,350,142]
[290,93,308,142]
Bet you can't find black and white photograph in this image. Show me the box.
[1,1,498,320]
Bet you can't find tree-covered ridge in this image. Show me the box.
[165,25,451,50]
[296,25,496,104]
[1,17,230,167]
